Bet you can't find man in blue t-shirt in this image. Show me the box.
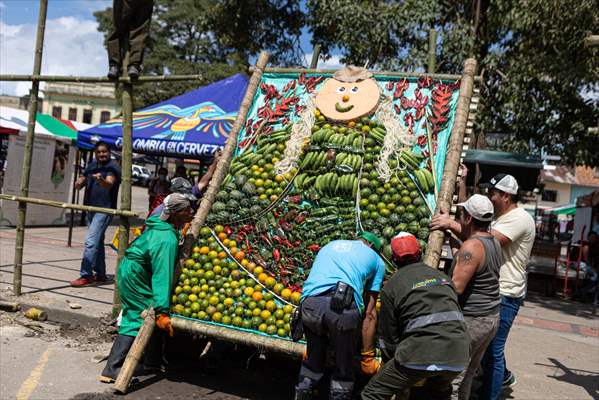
[294,231,386,400]
[70,141,121,287]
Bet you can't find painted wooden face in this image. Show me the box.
[314,77,381,121]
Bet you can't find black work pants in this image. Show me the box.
[361,359,460,400]
[296,293,362,393]
[107,0,154,67]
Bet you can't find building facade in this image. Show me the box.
[41,82,120,125]
[539,166,599,208]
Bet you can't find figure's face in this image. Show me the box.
[314,77,380,121]
[95,145,110,164]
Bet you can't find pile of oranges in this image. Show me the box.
[171,225,301,338]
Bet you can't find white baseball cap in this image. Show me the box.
[482,173,519,195]
[457,194,494,222]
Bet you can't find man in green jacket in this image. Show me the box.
[100,193,194,382]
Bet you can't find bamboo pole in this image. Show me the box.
[249,66,482,82]
[423,58,478,269]
[428,29,437,74]
[114,80,133,317]
[185,52,270,246]
[67,150,80,247]
[113,309,155,394]
[171,316,305,358]
[310,45,321,69]
[13,0,48,296]
[0,74,203,83]
[0,194,138,217]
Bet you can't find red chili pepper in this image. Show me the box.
[307,244,321,252]
[273,249,281,262]
[282,239,293,248]
[245,237,252,253]
[272,235,283,245]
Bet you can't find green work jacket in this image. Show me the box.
[118,215,179,336]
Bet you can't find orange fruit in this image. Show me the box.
[265,300,277,312]
[280,288,292,300]
[243,287,254,297]
[207,250,218,260]
[218,232,227,241]
[290,291,301,304]
[193,246,200,253]
[223,238,230,246]
[258,273,268,284]
[253,266,264,275]
[240,259,249,267]
[265,277,276,288]
[230,247,238,256]
[199,246,209,255]
[228,240,237,248]
[283,304,294,314]
[273,283,284,294]
[214,225,225,233]
[218,251,227,260]
[252,291,263,302]
[259,310,271,320]
[234,251,246,261]
[258,323,267,332]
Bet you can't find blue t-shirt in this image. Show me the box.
[301,240,386,313]
[84,160,121,209]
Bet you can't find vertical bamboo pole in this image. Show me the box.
[310,45,321,69]
[113,42,133,317]
[428,29,437,74]
[13,0,48,295]
[67,149,80,247]
[423,58,477,269]
[185,52,270,246]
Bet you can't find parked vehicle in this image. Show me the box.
[132,164,151,186]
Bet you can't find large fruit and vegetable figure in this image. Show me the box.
[172,66,444,339]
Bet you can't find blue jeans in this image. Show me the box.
[480,295,523,400]
[80,212,112,278]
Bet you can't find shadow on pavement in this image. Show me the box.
[0,280,113,305]
[524,292,598,320]
[537,358,599,400]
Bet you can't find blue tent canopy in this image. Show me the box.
[77,74,248,159]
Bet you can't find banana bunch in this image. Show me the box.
[335,153,362,172]
[369,126,386,143]
[314,172,359,197]
[328,133,360,148]
[300,151,328,170]
[256,128,290,145]
[238,151,262,167]
[311,128,334,143]
[398,150,423,170]
[414,168,435,194]
[294,173,317,191]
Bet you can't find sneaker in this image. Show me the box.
[502,370,517,388]
[70,277,94,287]
[107,65,121,80]
[127,64,140,80]
[94,274,114,284]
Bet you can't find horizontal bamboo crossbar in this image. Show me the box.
[0,74,203,83]
[171,316,305,358]
[0,194,138,217]
[250,66,482,82]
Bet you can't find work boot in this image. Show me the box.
[329,389,352,400]
[127,64,141,80]
[99,334,134,383]
[107,65,121,80]
[293,388,313,400]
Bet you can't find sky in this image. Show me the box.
[0,0,340,97]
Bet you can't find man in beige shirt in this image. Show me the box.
[431,173,535,399]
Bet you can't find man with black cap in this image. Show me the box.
[447,195,503,400]
[430,174,535,399]
[100,193,194,383]
[361,232,469,400]
[294,231,386,400]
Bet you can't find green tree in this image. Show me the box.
[94,0,304,107]
[307,0,599,166]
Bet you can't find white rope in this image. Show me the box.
[274,97,316,175]
[375,96,414,182]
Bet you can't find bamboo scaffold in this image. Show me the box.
[0,194,138,217]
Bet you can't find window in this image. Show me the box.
[100,111,111,123]
[52,106,62,118]
[542,189,558,202]
[82,109,93,124]
[68,107,77,121]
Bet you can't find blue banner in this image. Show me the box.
[77,74,248,159]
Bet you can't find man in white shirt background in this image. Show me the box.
[431,173,536,399]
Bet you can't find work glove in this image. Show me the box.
[156,313,174,337]
[360,349,381,375]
